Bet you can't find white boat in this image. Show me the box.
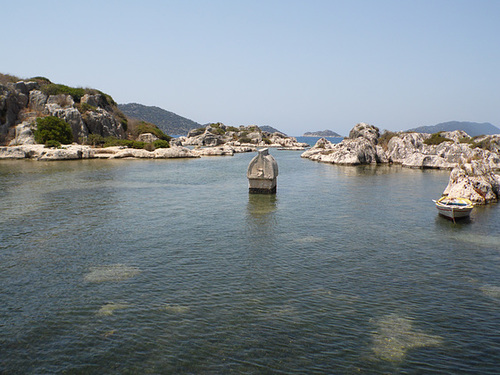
[433,197,473,220]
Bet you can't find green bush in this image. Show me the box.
[424,132,452,145]
[135,121,171,141]
[34,116,73,144]
[238,136,252,143]
[76,102,97,114]
[378,130,398,150]
[153,139,170,149]
[209,127,225,135]
[41,84,86,102]
[44,140,61,148]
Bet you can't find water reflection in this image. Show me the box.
[246,194,278,223]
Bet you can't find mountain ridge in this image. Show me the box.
[119,103,201,136]
[408,121,500,137]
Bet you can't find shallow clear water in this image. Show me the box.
[1,151,499,374]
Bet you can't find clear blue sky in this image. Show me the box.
[3,0,499,135]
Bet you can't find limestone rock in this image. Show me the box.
[348,122,380,144]
[137,132,158,143]
[47,94,74,108]
[301,132,386,165]
[29,90,48,112]
[443,161,500,204]
[81,94,112,111]
[1,84,29,134]
[8,121,36,145]
[82,108,125,139]
[191,146,235,156]
[153,146,199,158]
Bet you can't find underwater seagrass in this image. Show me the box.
[371,313,443,362]
[84,264,140,283]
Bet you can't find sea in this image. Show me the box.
[1,149,499,374]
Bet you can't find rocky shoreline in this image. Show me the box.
[0,143,263,160]
[301,123,500,204]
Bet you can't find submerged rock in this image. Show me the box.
[84,264,140,283]
[371,313,443,362]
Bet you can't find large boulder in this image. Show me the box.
[443,160,500,204]
[8,121,36,145]
[348,122,380,144]
[82,108,125,139]
[0,84,29,134]
[81,93,113,111]
[29,90,48,112]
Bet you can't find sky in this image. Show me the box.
[3,0,499,136]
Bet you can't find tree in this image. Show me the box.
[34,116,73,145]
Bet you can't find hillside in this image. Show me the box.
[119,103,201,136]
[259,125,285,135]
[409,121,500,137]
[303,129,341,137]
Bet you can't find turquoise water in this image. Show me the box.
[1,151,499,374]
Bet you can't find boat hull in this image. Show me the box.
[436,205,473,219]
[434,197,473,220]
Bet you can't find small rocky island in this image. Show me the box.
[176,123,309,150]
[303,129,341,137]
[302,123,500,204]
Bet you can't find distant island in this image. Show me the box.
[408,121,500,137]
[303,130,341,137]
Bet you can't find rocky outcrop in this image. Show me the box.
[81,108,125,139]
[1,80,127,146]
[442,161,500,204]
[45,103,88,142]
[8,121,35,145]
[302,124,500,171]
[190,145,256,157]
[1,83,30,138]
[387,131,500,170]
[179,123,308,149]
[301,123,387,165]
[0,144,198,160]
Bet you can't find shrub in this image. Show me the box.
[34,116,73,144]
[238,136,252,144]
[134,121,171,141]
[44,140,61,148]
[76,102,97,114]
[378,130,398,151]
[153,139,170,149]
[209,127,225,135]
[84,134,105,146]
[424,132,452,145]
[41,84,86,102]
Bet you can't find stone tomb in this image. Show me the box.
[247,148,278,194]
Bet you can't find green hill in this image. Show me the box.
[118,103,201,136]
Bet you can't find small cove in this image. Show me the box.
[1,151,499,373]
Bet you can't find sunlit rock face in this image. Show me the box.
[84,264,140,283]
[443,160,500,204]
[301,123,387,165]
[371,313,443,362]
